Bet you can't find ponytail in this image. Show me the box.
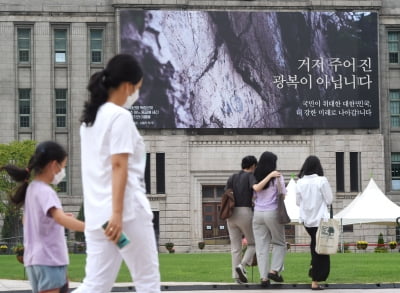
[0,141,67,207]
[80,54,143,126]
[0,165,31,207]
[80,70,109,126]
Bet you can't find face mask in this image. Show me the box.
[52,167,66,185]
[123,90,139,109]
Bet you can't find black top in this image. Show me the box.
[225,170,257,207]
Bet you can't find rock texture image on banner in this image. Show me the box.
[120,10,378,129]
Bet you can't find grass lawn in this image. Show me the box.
[0,252,399,284]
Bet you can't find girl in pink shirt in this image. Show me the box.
[1,141,84,293]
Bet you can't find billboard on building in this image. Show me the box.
[120,10,378,129]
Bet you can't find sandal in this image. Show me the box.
[311,285,324,290]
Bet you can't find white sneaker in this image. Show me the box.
[235,264,248,283]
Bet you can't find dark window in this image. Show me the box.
[201,185,225,200]
[336,152,345,192]
[390,90,400,128]
[90,29,103,63]
[156,153,165,194]
[145,153,151,194]
[55,89,67,127]
[343,225,354,233]
[57,166,68,193]
[389,31,399,64]
[350,152,360,192]
[54,29,67,63]
[19,88,31,128]
[392,153,400,190]
[17,28,31,63]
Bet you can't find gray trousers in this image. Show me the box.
[227,207,256,279]
[253,210,286,280]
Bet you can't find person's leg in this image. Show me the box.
[239,208,256,267]
[120,209,161,293]
[305,226,321,289]
[268,212,286,275]
[252,211,270,280]
[72,228,123,293]
[227,209,243,280]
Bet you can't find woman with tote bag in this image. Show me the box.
[296,156,333,290]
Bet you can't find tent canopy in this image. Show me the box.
[334,178,400,225]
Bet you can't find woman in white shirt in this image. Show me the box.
[74,54,160,293]
[296,156,333,291]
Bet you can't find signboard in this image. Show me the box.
[120,10,378,129]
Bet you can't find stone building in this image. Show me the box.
[0,0,399,251]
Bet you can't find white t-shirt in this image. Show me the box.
[296,174,333,227]
[80,102,152,231]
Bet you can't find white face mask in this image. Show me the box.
[52,168,66,185]
[123,90,140,109]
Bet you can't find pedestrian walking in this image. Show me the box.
[225,156,257,284]
[252,151,286,287]
[0,141,85,293]
[74,54,160,293]
[296,155,333,290]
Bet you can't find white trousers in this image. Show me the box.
[72,208,160,293]
[253,210,286,279]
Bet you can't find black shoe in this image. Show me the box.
[235,264,248,283]
[268,272,284,283]
[261,279,270,288]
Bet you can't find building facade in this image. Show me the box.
[0,0,399,251]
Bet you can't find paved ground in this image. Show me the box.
[1,280,400,293]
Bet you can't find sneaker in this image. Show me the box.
[235,264,248,283]
[268,271,284,283]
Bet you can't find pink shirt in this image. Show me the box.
[23,180,69,267]
[253,176,287,211]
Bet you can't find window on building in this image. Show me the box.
[156,153,165,194]
[392,153,400,190]
[350,152,360,192]
[18,89,31,128]
[343,225,354,233]
[57,166,68,193]
[389,31,399,64]
[90,29,103,64]
[55,89,67,127]
[201,185,225,200]
[336,152,345,192]
[17,28,31,63]
[54,29,67,63]
[145,153,151,194]
[390,90,400,128]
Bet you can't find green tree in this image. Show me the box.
[0,140,36,243]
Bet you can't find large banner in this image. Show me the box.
[120,10,378,129]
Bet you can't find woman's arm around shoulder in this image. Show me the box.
[252,170,281,192]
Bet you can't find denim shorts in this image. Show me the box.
[26,265,67,293]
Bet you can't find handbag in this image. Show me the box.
[315,205,340,255]
[219,188,235,220]
[276,178,290,224]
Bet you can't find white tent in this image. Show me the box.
[285,178,300,224]
[334,178,400,225]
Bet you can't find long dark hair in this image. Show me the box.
[254,151,277,189]
[80,54,143,126]
[0,141,67,207]
[298,155,324,178]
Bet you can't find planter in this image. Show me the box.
[165,242,174,253]
[356,241,368,250]
[16,255,24,264]
[198,241,205,250]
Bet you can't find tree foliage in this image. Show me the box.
[0,140,36,241]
